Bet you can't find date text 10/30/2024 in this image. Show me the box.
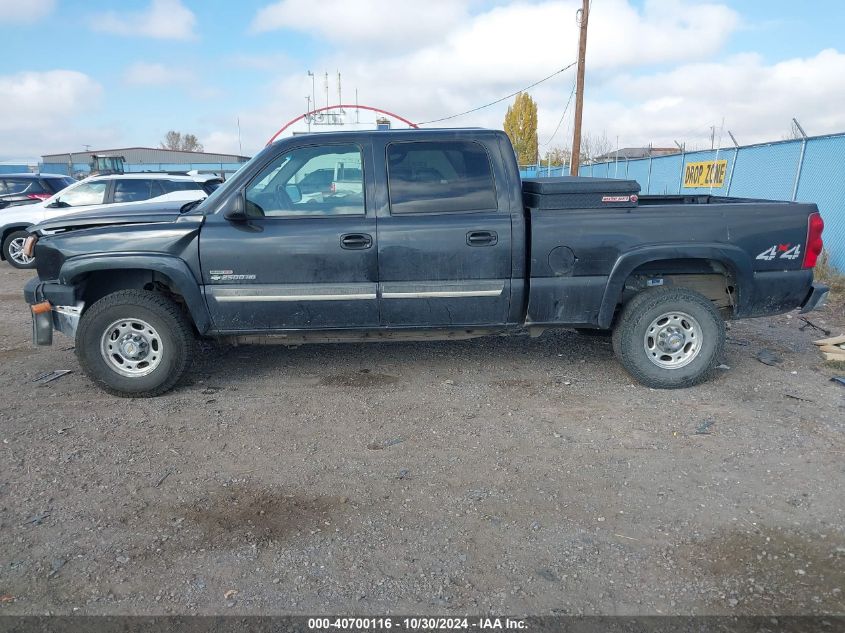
[308,617,527,630]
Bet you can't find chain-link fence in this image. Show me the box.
[576,133,845,271]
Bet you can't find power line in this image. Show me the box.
[541,80,577,147]
[416,62,577,126]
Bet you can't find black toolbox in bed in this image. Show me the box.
[522,176,640,209]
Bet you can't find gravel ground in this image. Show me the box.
[0,265,843,616]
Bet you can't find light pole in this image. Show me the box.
[307,71,316,125]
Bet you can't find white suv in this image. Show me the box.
[1,173,212,268]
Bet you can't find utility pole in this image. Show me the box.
[570,0,589,176]
[710,125,715,150]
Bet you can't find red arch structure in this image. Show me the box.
[266,104,419,146]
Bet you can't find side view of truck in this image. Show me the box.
[22,128,828,397]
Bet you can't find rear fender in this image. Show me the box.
[598,244,754,328]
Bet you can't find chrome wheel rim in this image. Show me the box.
[8,237,33,265]
[100,318,163,377]
[643,311,702,369]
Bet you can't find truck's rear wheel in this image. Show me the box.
[76,290,194,397]
[612,287,724,389]
[3,230,36,269]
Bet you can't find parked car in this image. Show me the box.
[0,173,75,210]
[1,173,207,268]
[22,128,827,397]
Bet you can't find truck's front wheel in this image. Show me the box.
[612,287,724,389]
[76,290,194,397]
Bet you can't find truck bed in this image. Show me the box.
[523,179,818,328]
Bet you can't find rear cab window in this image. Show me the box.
[386,140,497,214]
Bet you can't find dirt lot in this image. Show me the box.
[0,265,843,616]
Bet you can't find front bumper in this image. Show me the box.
[24,277,83,346]
[799,283,830,314]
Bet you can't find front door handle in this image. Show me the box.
[466,230,498,247]
[341,233,373,250]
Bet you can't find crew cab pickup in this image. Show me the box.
[22,128,828,397]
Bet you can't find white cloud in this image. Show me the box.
[250,0,469,49]
[586,48,845,148]
[0,70,109,159]
[124,62,194,86]
[208,1,845,156]
[0,0,54,23]
[90,0,197,40]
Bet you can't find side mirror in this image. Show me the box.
[223,194,247,221]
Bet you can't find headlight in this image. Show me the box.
[23,235,38,258]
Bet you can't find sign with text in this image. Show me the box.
[683,159,728,188]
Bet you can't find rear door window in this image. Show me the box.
[386,141,497,214]
[113,179,158,203]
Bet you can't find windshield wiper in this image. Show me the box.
[180,199,203,214]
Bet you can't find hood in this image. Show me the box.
[32,198,197,235]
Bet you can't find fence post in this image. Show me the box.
[792,138,807,201]
[677,150,686,194]
[726,147,738,196]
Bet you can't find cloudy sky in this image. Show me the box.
[1,0,844,160]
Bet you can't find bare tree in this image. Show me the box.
[579,131,613,164]
[542,146,571,166]
[160,131,204,152]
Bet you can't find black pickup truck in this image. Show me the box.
[22,128,828,396]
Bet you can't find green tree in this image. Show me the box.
[160,130,204,152]
[503,92,538,165]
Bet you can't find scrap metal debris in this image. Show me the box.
[22,511,51,526]
[32,370,72,384]
[695,419,715,435]
[784,393,812,402]
[155,469,174,488]
[799,317,831,335]
[755,349,783,366]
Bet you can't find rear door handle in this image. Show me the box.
[466,230,498,247]
[340,233,373,250]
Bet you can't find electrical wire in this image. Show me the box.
[416,62,577,126]
[541,79,577,147]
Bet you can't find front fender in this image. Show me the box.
[60,253,212,334]
[597,243,754,328]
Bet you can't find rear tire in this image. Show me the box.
[612,287,724,389]
[76,290,194,397]
[3,230,36,269]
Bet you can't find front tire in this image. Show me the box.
[3,230,36,269]
[76,290,194,397]
[612,287,724,389]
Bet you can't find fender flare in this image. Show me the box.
[597,243,754,328]
[60,253,212,334]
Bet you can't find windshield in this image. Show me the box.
[40,176,91,206]
[193,148,268,214]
